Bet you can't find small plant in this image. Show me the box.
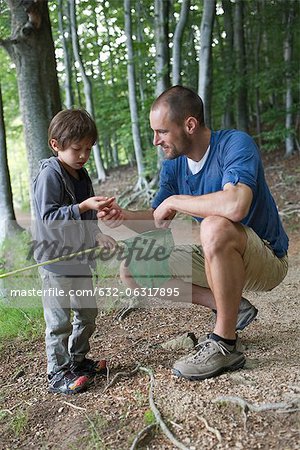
[144,409,156,426]
[9,410,28,437]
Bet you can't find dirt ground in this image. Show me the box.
[1,153,299,450]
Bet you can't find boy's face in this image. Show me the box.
[50,138,93,173]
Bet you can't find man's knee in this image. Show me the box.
[200,216,246,255]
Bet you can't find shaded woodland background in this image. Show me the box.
[0,0,299,234]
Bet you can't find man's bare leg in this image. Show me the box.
[200,216,247,340]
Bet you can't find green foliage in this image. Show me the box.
[0,232,44,341]
[143,409,156,426]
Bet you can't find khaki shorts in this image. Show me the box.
[168,225,288,292]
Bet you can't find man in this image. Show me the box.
[99,85,288,380]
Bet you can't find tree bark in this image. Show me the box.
[154,0,170,96]
[69,0,106,182]
[58,0,74,109]
[154,0,170,168]
[124,0,147,190]
[0,82,22,243]
[284,2,295,157]
[221,0,234,128]
[1,0,61,202]
[198,0,216,128]
[233,0,249,132]
[172,0,190,86]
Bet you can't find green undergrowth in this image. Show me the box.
[0,231,44,341]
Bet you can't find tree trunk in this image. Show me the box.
[58,0,74,109]
[221,0,234,128]
[233,0,249,132]
[254,1,262,148]
[154,0,170,97]
[69,0,106,182]
[198,0,216,128]
[0,82,22,243]
[1,0,61,209]
[154,0,171,168]
[124,0,147,190]
[284,2,295,157]
[172,0,190,86]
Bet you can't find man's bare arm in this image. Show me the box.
[153,183,253,227]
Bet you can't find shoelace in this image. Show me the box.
[191,339,231,361]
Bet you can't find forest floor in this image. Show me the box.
[1,152,300,450]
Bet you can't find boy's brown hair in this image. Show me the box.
[48,109,98,152]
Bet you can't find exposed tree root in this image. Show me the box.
[138,366,193,450]
[212,395,300,413]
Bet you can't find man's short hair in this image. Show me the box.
[151,85,205,126]
[48,108,98,151]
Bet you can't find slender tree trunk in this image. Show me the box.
[221,0,234,128]
[69,0,106,182]
[102,5,119,167]
[154,0,170,96]
[198,0,216,127]
[233,0,249,132]
[252,0,262,147]
[0,0,61,214]
[284,2,295,157]
[0,82,22,243]
[124,0,146,190]
[154,0,170,168]
[58,0,74,108]
[172,0,190,86]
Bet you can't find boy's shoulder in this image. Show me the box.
[34,157,64,187]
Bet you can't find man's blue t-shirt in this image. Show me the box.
[151,129,288,258]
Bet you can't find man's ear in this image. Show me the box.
[50,139,59,153]
[184,116,198,135]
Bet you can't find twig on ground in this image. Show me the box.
[199,417,222,443]
[0,401,24,415]
[62,401,87,411]
[212,395,298,413]
[139,366,192,450]
[102,364,140,393]
[130,423,157,450]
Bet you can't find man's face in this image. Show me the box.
[150,105,191,160]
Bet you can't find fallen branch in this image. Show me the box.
[212,395,297,413]
[139,366,192,450]
[62,401,86,411]
[130,423,157,450]
[102,364,140,393]
[199,417,222,443]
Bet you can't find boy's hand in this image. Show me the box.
[97,201,124,228]
[96,233,116,250]
[79,196,115,214]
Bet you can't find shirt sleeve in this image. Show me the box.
[221,132,259,193]
[151,160,178,209]
[34,167,81,226]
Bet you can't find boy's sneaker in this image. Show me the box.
[172,335,245,381]
[212,297,258,331]
[48,370,90,395]
[71,358,107,377]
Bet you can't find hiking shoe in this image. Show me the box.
[48,370,90,394]
[212,297,258,331]
[172,336,245,380]
[71,358,107,377]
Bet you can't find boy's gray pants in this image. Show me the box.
[39,268,98,375]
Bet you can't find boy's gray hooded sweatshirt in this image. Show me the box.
[32,156,100,274]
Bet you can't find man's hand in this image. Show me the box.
[79,196,115,214]
[97,201,125,228]
[96,233,116,250]
[153,198,176,228]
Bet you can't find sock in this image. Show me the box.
[210,332,236,347]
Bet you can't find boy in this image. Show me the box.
[33,109,115,394]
